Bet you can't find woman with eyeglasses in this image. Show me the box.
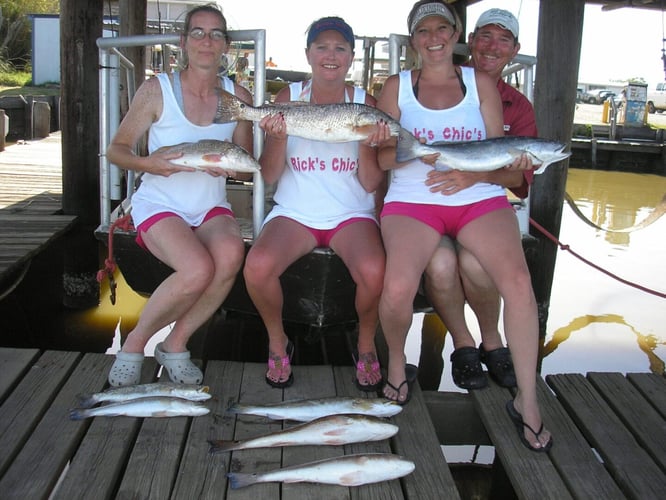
[105,4,253,387]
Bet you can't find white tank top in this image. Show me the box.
[131,73,237,227]
[385,66,505,206]
[262,81,376,230]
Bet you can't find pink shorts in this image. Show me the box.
[277,216,374,248]
[380,196,510,238]
[135,207,234,250]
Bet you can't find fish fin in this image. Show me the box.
[339,471,365,487]
[227,472,257,489]
[201,153,223,162]
[75,393,97,409]
[226,402,241,413]
[208,439,239,454]
[213,87,242,124]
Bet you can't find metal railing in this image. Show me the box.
[96,29,267,236]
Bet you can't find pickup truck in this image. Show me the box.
[646,82,666,113]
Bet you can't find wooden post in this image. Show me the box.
[530,0,585,338]
[60,0,103,308]
[0,109,5,152]
[119,1,147,115]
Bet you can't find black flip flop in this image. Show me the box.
[383,364,418,405]
[505,400,553,452]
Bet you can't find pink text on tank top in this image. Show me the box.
[412,125,484,142]
[290,156,359,172]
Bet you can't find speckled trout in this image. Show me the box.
[76,382,211,409]
[227,453,415,488]
[154,139,260,173]
[226,396,402,422]
[209,414,398,453]
[396,131,570,174]
[214,88,403,142]
[69,396,209,419]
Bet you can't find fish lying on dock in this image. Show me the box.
[396,131,571,174]
[227,453,415,488]
[153,139,260,173]
[214,88,403,143]
[227,396,402,422]
[69,396,210,419]
[209,414,398,453]
[75,382,211,409]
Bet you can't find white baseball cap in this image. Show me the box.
[475,8,519,39]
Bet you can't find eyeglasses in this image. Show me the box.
[188,28,226,41]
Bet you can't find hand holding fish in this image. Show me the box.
[426,168,478,195]
[363,119,393,148]
[504,152,535,171]
[259,113,287,140]
[149,150,197,177]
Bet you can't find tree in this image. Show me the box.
[0,0,59,69]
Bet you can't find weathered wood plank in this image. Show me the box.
[534,377,624,499]
[390,373,461,500]
[226,362,284,500]
[470,380,572,500]
[334,365,403,500]
[0,350,80,479]
[170,360,244,499]
[546,373,666,500]
[627,372,666,419]
[51,355,159,500]
[587,372,666,472]
[0,352,107,499]
[0,347,40,403]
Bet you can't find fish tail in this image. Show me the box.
[395,128,418,163]
[227,472,257,489]
[208,439,239,454]
[69,408,90,420]
[75,393,97,409]
[226,401,241,414]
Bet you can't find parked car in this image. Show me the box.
[646,82,666,113]
[583,89,615,104]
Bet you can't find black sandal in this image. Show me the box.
[383,364,418,405]
[479,343,516,388]
[450,347,487,390]
[506,400,553,452]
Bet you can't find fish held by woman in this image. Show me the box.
[209,414,398,453]
[214,88,403,143]
[226,396,402,422]
[69,396,210,419]
[396,131,570,174]
[154,139,260,173]
[227,453,415,489]
[75,382,211,409]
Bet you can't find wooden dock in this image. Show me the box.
[1,347,664,499]
[0,132,76,282]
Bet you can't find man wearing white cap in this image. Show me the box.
[421,8,538,391]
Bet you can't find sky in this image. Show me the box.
[216,0,666,88]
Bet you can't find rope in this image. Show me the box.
[528,217,666,299]
[96,214,134,304]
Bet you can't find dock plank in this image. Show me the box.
[0,347,39,402]
[546,373,666,500]
[587,372,666,472]
[0,352,107,500]
[534,377,625,499]
[627,372,666,419]
[0,350,80,479]
[170,360,244,499]
[51,355,160,500]
[470,380,572,500]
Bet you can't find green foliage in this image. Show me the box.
[0,69,31,87]
[0,0,59,70]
